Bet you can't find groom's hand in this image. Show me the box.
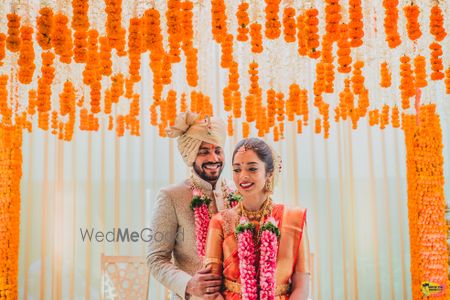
[186,266,222,298]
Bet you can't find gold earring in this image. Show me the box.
[265,180,272,193]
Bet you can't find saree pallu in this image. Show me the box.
[204,203,308,300]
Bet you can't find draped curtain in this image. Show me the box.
[19,104,450,300]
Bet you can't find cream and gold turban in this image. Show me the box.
[166,112,227,166]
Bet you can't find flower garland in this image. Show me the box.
[380,61,391,88]
[282,7,296,43]
[235,200,280,300]
[166,89,177,126]
[52,13,73,64]
[403,4,421,41]
[445,67,450,94]
[305,8,320,59]
[296,13,307,56]
[237,2,250,42]
[242,122,250,138]
[190,181,239,257]
[221,34,234,69]
[128,17,142,83]
[380,104,389,130]
[348,0,363,47]
[236,218,258,300]
[273,125,280,142]
[429,4,446,42]
[266,89,276,128]
[256,105,268,137]
[105,0,126,56]
[0,125,22,300]
[0,33,6,66]
[72,0,89,63]
[399,55,414,109]
[227,115,233,136]
[403,104,448,299]
[324,0,342,42]
[259,217,280,300]
[383,0,401,48]
[264,0,281,40]
[391,105,400,128]
[166,0,182,63]
[211,0,228,43]
[6,13,21,53]
[413,55,427,88]
[337,24,352,73]
[250,23,263,53]
[18,26,35,84]
[429,42,444,81]
[36,7,53,50]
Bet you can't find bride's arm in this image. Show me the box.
[204,214,224,276]
[289,272,310,300]
[289,222,311,300]
[202,214,225,299]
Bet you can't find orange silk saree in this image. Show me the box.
[204,203,308,299]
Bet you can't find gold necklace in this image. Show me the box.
[238,197,273,245]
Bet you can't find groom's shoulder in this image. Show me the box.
[158,178,192,198]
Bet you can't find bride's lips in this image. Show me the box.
[239,182,254,190]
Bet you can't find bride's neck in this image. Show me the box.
[242,193,268,211]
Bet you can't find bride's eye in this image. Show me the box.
[249,167,257,172]
[233,169,241,173]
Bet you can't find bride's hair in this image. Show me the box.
[232,138,274,175]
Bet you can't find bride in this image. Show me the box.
[203,138,310,300]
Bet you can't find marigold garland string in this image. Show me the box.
[0,125,22,300]
[380,61,392,88]
[429,4,446,42]
[36,7,53,50]
[383,0,401,48]
[403,4,421,41]
[18,26,35,84]
[282,7,296,43]
[72,0,89,63]
[237,2,250,42]
[348,0,364,47]
[264,0,281,40]
[403,105,448,300]
[429,42,444,81]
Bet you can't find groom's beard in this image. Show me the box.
[193,162,224,183]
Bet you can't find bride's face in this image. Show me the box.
[232,149,269,197]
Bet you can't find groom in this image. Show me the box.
[147,112,232,299]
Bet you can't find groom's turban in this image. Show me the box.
[166,112,227,166]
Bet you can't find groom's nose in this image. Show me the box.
[206,151,220,162]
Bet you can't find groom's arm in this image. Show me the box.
[147,189,192,298]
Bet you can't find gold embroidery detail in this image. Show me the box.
[224,279,291,296]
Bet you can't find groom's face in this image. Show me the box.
[193,142,225,184]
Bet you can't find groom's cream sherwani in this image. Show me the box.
[147,172,231,300]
